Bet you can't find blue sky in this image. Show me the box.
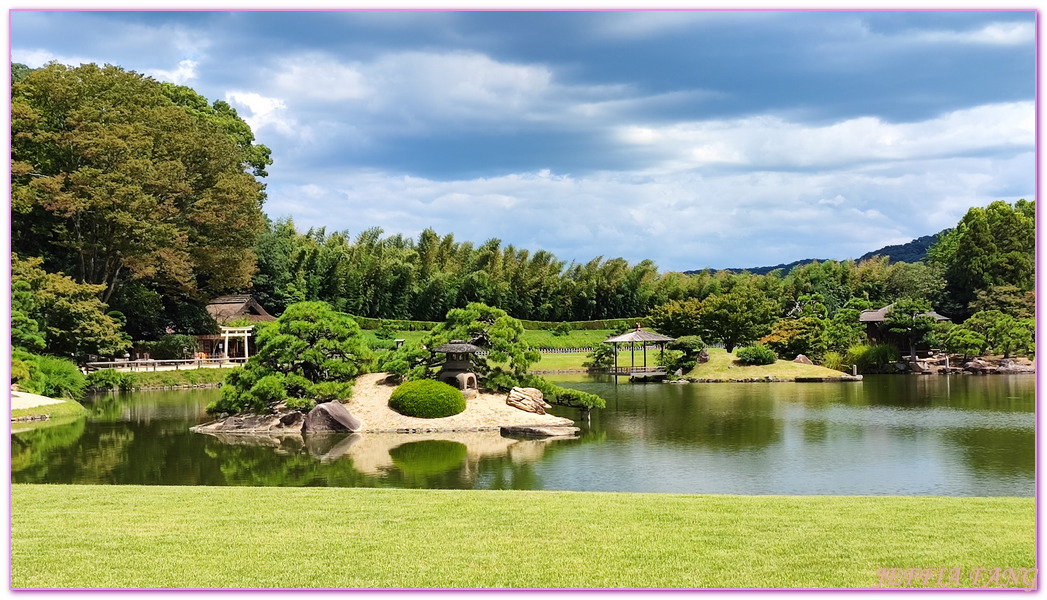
[9,10,1036,271]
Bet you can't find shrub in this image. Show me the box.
[25,355,87,399]
[845,343,900,373]
[389,379,466,419]
[552,322,572,337]
[582,344,616,369]
[736,345,777,366]
[519,374,605,410]
[136,334,200,360]
[821,351,845,373]
[85,369,138,391]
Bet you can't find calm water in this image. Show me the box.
[11,375,1034,496]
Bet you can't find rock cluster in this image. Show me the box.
[964,358,1035,374]
[506,387,551,414]
[191,401,362,435]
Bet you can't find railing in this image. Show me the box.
[84,358,247,372]
[608,366,668,376]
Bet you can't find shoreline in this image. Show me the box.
[193,372,577,435]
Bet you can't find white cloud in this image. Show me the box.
[224,91,297,136]
[147,59,198,84]
[247,49,646,135]
[264,147,1032,271]
[614,101,1033,173]
[271,54,370,102]
[11,48,96,68]
[913,21,1035,46]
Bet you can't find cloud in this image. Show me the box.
[614,101,1033,173]
[224,91,297,137]
[12,48,97,68]
[270,54,370,102]
[590,11,775,39]
[147,59,198,84]
[264,146,1032,271]
[911,21,1035,46]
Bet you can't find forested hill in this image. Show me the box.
[856,232,947,264]
[688,230,948,275]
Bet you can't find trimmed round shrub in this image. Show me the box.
[389,379,466,419]
[736,345,777,365]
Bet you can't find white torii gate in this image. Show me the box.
[220,326,255,360]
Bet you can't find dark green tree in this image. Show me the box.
[698,281,777,352]
[11,63,268,304]
[881,298,939,361]
[207,301,371,415]
[423,302,540,390]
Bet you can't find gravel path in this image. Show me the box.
[345,373,575,432]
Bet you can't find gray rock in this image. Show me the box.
[303,402,362,433]
[500,425,580,438]
[697,348,710,364]
[192,411,304,434]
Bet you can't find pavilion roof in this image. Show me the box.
[604,329,675,344]
[205,295,276,325]
[859,304,950,323]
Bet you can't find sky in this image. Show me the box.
[8,9,1037,272]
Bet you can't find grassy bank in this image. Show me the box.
[687,348,852,380]
[11,485,1032,589]
[128,367,237,388]
[10,398,87,421]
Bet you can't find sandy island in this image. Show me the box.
[345,372,575,432]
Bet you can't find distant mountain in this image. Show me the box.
[856,231,947,264]
[685,230,949,275]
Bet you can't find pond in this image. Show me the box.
[11,374,1034,496]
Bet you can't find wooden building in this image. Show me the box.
[198,295,277,359]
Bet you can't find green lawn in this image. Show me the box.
[687,348,852,380]
[11,485,1033,589]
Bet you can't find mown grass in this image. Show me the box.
[687,348,853,380]
[128,367,238,388]
[11,398,87,421]
[11,485,1032,589]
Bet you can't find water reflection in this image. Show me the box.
[10,375,1034,495]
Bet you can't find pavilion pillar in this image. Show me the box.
[222,331,230,359]
[243,331,249,361]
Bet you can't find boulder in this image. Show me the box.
[793,354,813,365]
[501,425,580,439]
[697,348,710,364]
[964,359,997,374]
[506,387,551,415]
[304,402,362,433]
[192,411,304,434]
[997,359,1034,374]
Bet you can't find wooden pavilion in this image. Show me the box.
[603,325,675,381]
